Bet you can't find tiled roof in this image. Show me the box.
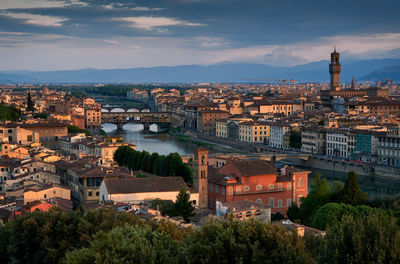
[104,176,188,194]
[225,160,277,177]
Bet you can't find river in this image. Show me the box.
[102,123,399,199]
[102,123,198,155]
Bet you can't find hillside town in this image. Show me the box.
[0,49,399,226]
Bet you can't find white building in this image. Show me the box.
[99,176,199,205]
[269,123,290,148]
[326,129,349,158]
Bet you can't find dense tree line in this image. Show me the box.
[1,206,399,264]
[68,125,91,136]
[0,104,21,121]
[286,171,400,231]
[114,146,192,183]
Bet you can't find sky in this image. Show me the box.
[0,0,399,71]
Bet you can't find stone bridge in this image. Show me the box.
[180,153,311,164]
[101,111,172,130]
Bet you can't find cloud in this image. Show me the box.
[104,39,119,45]
[115,16,205,30]
[0,0,87,9]
[2,12,67,27]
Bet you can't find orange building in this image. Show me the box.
[206,158,309,215]
[12,200,53,217]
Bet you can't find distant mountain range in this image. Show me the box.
[1,58,400,84]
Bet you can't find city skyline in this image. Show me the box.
[0,0,400,71]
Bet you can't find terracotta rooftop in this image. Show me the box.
[103,176,188,194]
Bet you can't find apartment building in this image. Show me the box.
[269,123,290,148]
[301,127,326,154]
[238,121,270,144]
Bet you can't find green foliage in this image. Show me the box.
[322,214,400,263]
[289,130,301,149]
[317,120,324,126]
[287,203,301,222]
[312,203,389,230]
[271,211,285,221]
[182,219,314,264]
[0,104,21,121]
[297,173,331,225]
[2,206,400,264]
[174,189,195,223]
[64,224,181,264]
[27,92,35,112]
[338,171,368,205]
[67,125,90,136]
[151,198,177,217]
[100,129,107,137]
[113,147,192,183]
[33,112,48,119]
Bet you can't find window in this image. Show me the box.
[278,199,282,207]
[256,198,262,204]
[209,197,213,208]
[287,183,291,190]
[88,191,92,197]
[44,194,47,198]
[298,177,303,187]
[255,209,262,216]
[53,190,56,194]
[287,199,291,206]
[236,186,241,194]
[221,187,225,195]
[228,187,233,195]
[215,185,219,193]
[269,184,274,190]
[268,198,274,207]
[243,185,249,191]
[210,183,213,192]
[278,183,283,190]
[245,211,252,217]
[96,191,99,196]
[256,185,262,191]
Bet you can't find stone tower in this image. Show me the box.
[329,47,341,91]
[351,77,355,90]
[193,147,208,208]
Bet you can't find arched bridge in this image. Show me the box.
[101,112,172,130]
[181,153,311,164]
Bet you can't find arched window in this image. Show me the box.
[201,155,205,165]
[268,197,274,207]
[256,198,262,204]
[298,177,303,187]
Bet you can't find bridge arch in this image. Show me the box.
[127,108,139,112]
[101,108,109,113]
[110,108,125,113]
[141,109,150,112]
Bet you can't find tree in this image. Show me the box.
[297,173,331,225]
[287,203,301,222]
[339,171,368,205]
[289,130,301,149]
[182,219,314,264]
[64,224,181,264]
[311,203,387,230]
[322,214,400,263]
[174,189,195,223]
[27,92,35,112]
[68,125,90,136]
[148,152,160,172]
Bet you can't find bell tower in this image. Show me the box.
[329,47,341,91]
[193,147,208,208]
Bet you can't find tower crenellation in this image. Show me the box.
[329,47,341,91]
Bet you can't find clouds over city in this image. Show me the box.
[0,0,399,70]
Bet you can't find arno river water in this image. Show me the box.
[102,123,198,155]
[102,123,399,199]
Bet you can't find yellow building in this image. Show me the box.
[24,185,71,204]
[216,119,228,138]
[239,121,270,144]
